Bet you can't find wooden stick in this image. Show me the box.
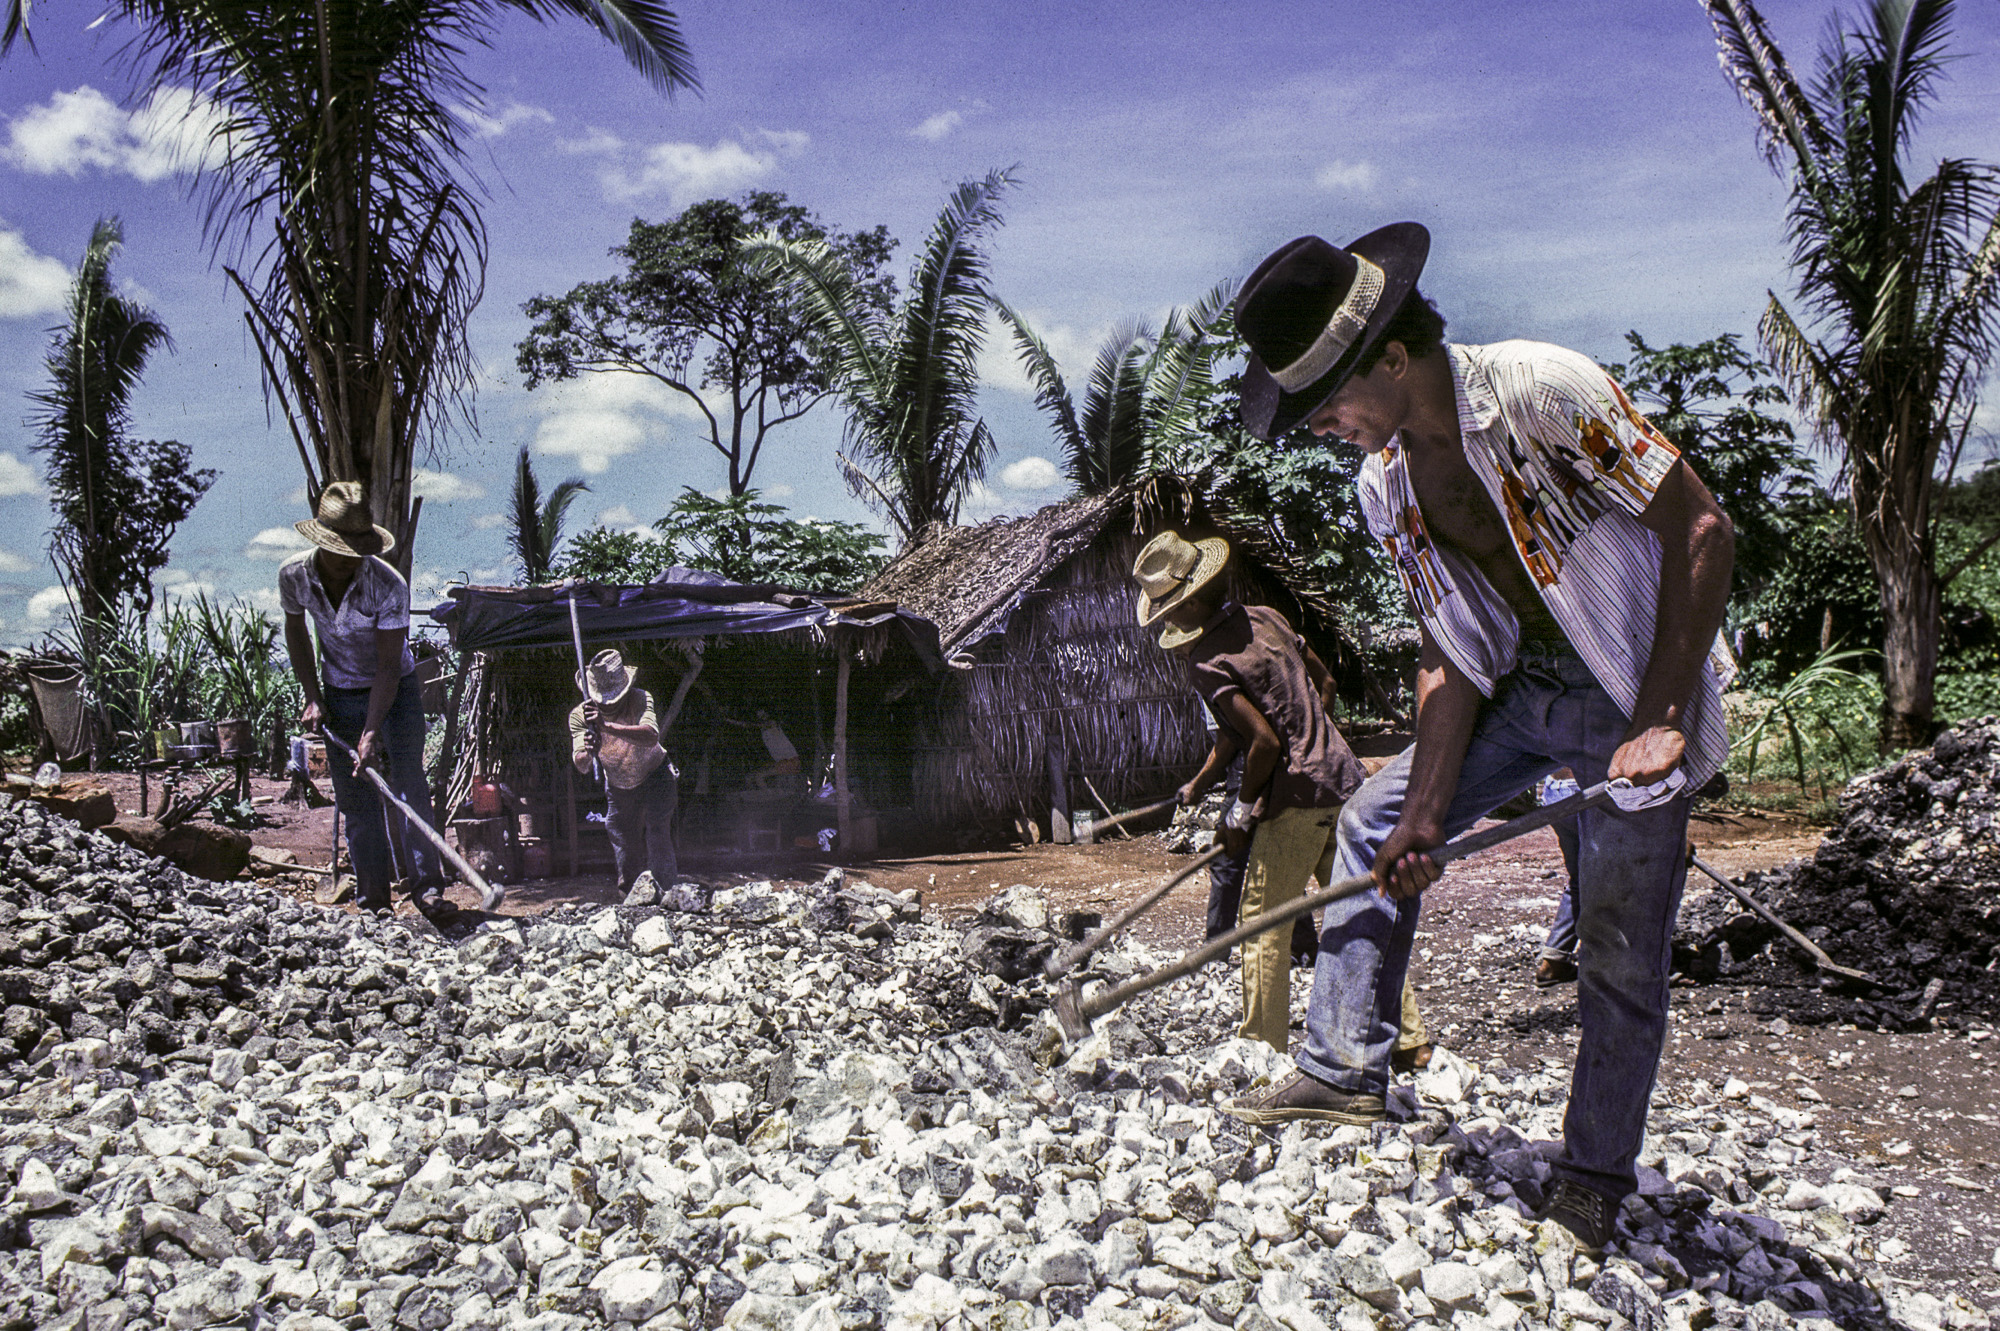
[1688,855,1874,984]
[323,729,504,912]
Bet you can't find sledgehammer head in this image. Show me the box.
[1053,981,1090,1043]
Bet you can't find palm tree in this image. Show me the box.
[998,280,1234,495]
[28,217,214,641]
[3,1,696,577]
[1705,0,2000,748]
[508,446,590,584]
[744,168,1017,543]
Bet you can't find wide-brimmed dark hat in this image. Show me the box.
[1236,222,1430,441]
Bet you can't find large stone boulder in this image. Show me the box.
[101,816,251,881]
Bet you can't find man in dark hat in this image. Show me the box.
[280,481,445,917]
[1220,225,1736,1253]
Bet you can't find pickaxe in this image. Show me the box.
[1076,796,1179,845]
[1688,854,1875,986]
[1052,778,1658,1042]
[323,729,506,913]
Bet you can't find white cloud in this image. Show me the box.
[0,223,68,320]
[528,373,695,474]
[762,483,795,500]
[245,587,284,615]
[911,110,963,142]
[4,85,226,183]
[282,483,311,507]
[462,99,554,139]
[977,309,1111,399]
[244,526,314,561]
[0,549,32,574]
[573,130,808,205]
[594,504,651,535]
[0,453,40,497]
[25,585,75,629]
[1000,456,1061,491]
[412,468,486,503]
[472,512,506,530]
[1314,160,1378,193]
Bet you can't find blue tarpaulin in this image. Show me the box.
[428,567,937,664]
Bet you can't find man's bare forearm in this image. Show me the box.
[1629,465,1735,739]
[1400,636,1483,838]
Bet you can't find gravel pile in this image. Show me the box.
[0,793,1981,1331]
[1676,716,2000,1027]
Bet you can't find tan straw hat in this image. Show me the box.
[577,649,634,705]
[295,480,395,558]
[1132,531,1229,648]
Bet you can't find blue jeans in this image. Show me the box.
[607,760,678,890]
[1300,643,1691,1201]
[324,674,439,908]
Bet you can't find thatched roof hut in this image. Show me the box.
[858,487,1392,839]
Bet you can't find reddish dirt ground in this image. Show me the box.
[60,769,2000,1304]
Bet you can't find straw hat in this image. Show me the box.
[295,480,396,558]
[1132,531,1229,649]
[577,649,635,705]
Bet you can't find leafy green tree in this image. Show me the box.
[517,193,897,496]
[555,488,887,590]
[999,282,1233,495]
[508,447,589,585]
[28,217,215,636]
[1706,0,2000,747]
[5,0,697,575]
[745,168,1017,542]
[1736,498,1884,684]
[1602,332,1815,603]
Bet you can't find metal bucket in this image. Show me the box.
[180,721,217,750]
[216,718,256,758]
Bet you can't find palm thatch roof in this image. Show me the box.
[857,489,1130,657]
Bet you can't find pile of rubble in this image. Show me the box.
[1676,715,2000,1027]
[0,792,1977,1331]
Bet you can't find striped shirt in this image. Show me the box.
[1357,340,1735,786]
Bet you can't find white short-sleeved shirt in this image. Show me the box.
[1357,341,1736,787]
[278,551,417,690]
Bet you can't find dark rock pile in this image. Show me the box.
[1676,715,2000,1028]
[0,793,1970,1331]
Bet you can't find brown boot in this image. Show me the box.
[1225,1071,1384,1126]
[1390,1042,1434,1073]
[1534,956,1578,988]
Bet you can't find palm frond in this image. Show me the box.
[510,447,545,581]
[742,234,890,411]
[538,477,591,573]
[994,301,1084,468]
[1704,0,1832,173]
[521,0,699,96]
[1757,294,1849,460]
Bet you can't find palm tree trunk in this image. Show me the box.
[1856,490,1940,751]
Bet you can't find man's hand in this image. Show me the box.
[355,729,383,771]
[1374,819,1443,900]
[1176,780,1199,807]
[300,700,323,733]
[581,728,600,755]
[582,699,602,725]
[1609,724,1686,787]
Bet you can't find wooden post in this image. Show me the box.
[1047,723,1072,845]
[833,645,852,854]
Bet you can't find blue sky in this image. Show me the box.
[2,0,1997,646]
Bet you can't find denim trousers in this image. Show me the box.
[1300,643,1692,1201]
[1542,818,1582,961]
[324,673,439,908]
[606,760,678,890]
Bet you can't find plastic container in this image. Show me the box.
[216,718,255,758]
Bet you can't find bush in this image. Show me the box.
[1726,645,1881,807]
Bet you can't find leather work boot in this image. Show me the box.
[1224,1071,1384,1126]
[1534,956,1578,988]
[1390,1042,1434,1073]
[1537,1178,1616,1253]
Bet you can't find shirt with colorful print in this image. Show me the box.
[1356,340,1735,786]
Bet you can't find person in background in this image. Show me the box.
[1138,531,1429,1060]
[571,650,679,898]
[280,481,443,917]
[1535,769,1583,987]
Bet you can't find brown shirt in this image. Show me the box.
[1189,603,1367,814]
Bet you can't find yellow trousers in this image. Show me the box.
[1237,804,1427,1054]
